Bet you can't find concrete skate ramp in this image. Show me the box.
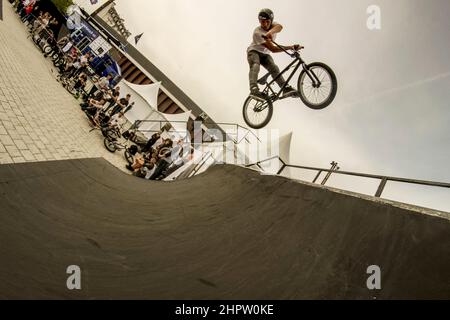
[0,158,449,299]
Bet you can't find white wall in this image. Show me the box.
[109,0,449,211]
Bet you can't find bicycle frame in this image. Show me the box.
[257,42,323,102]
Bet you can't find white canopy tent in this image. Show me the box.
[118,80,159,125]
[118,80,192,141]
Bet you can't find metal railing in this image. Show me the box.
[247,156,450,198]
[188,152,215,178]
[132,119,259,146]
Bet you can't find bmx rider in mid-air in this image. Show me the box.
[247,8,303,99]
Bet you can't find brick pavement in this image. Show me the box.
[0,3,127,171]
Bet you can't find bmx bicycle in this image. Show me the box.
[243,37,338,129]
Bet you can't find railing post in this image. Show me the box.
[312,170,322,183]
[277,164,286,175]
[375,178,388,197]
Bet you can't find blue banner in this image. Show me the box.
[79,18,99,40]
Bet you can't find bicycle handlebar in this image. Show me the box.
[262,35,303,57]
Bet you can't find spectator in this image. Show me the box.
[57,36,73,54]
[109,86,121,104]
[142,132,161,153]
[32,11,50,35]
[108,111,126,131]
[82,96,106,118]
[110,94,131,116]
[86,73,113,99]
[76,51,92,77]
[149,140,174,180]
[73,73,88,97]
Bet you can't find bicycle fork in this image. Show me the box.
[302,64,322,88]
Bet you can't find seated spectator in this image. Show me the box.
[103,87,121,112]
[151,138,173,161]
[86,73,113,99]
[82,96,106,117]
[48,17,59,35]
[126,153,156,178]
[57,36,73,54]
[71,73,88,98]
[60,52,81,80]
[107,111,126,131]
[19,0,39,19]
[32,11,50,35]
[122,131,148,151]
[142,132,161,153]
[110,86,121,103]
[110,94,131,116]
[149,140,174,180]
[73,73,88,92]
[75,51,92,77]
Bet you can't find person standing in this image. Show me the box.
[247,8,302,98]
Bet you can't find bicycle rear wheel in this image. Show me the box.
[104,138,117,153]
[242,95,273,129]
[297,62,337,110]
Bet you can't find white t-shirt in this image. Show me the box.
[72,61,81,69]
[23,0,35,6]
[97,77,110,90]
[110,114,125,128]
[247,22,278,55]
[80,55,88,66]
[62,41,73,53]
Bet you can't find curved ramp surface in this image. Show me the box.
[0,158,449,299]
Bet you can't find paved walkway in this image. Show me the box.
[0,4,127,171]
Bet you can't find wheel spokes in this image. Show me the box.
[300,66,333,105]
[245,97,270,127]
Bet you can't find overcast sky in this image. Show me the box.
[76,0,450,211]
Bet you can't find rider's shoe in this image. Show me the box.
[282,86,299,98]
[125,164,134,172]
[250,87,268,101]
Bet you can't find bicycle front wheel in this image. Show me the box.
[297,62,337,110]
[242,95,273,129]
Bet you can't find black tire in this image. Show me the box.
[52,53,60,62]
[32,35,40,45]
[104,138,117,153]
[124,149,134,165]
[105,129,119,141]
[66,84,75,95]
[297,62,337,110]
[43,45,52,55]
[242,95,273,129]
[53,59,62,68]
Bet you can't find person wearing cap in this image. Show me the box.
[247,8,302,98]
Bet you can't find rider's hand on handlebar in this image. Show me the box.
[292,44,304,51]
[264,33,273,41]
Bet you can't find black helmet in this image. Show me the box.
[258,8,274,21]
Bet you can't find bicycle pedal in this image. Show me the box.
[282,91,299,99]
[250,94,268,102]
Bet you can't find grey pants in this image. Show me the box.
[247,50,286,90]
